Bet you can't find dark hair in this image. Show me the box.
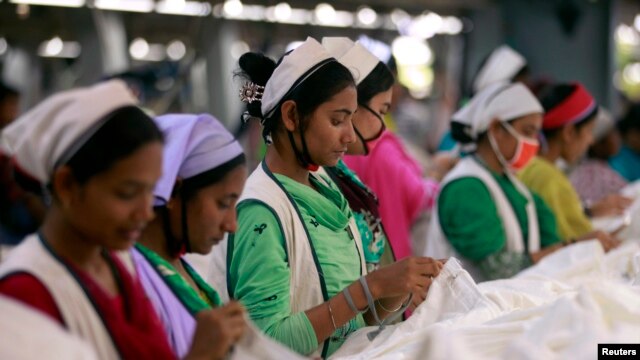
[0,82,19,103]
[538,84,598,138]
[357,61,395,106]
[161,153,246,257]
[618,103,640,135]
[65,106,163,184]
[179,153,246,201]
[237,52,355,137]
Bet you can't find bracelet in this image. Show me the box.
[343,287,368,315]
[376,293,412,313]
[327,299,337,331]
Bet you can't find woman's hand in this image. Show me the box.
[588,194,633,218]
[185,301,247,360]
[576,230,621,252]
[366,257,444,301]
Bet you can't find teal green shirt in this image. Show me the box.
[438,163,561,279]
[227,172,365,357]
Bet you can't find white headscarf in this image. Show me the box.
[452,82,543,146]
[0,80,137,183]
[321,37,380,85]
[152,113,244,205]
[261,37,335,119]
[473,45,527,94]
[592,107,614,142]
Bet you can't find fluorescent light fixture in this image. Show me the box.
[166,40,186,60]
[271,2,291,22]
[38,37,81,58]
[94,0,153,13]
[357,7,377,26]
[314,3,335,25]
[392,36,432,66]
[156,0,211,16]
[129,38,149,59]
[223,0,243,17]
[10,0,84,7]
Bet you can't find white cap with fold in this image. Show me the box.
[452,82,543,143]
[0,80,138,183]
[261,37,336,119]
[473,45,527,94]
[322,37,380,85]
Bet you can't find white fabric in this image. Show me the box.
[0,295,98,360]
[592,180,640,240]
[423,156,540,281]
[473,45,526,93]
[219,162,367,356]
[261,37,334,119]
[322,37,379,85]
[452,82,543,143]
[0,80,137,183]
[205,233,230,303]
[0,235,121,359]
[152,113,243,205]
[229,321,307,360]
[331,240,640,359]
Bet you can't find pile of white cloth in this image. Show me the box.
[331,240,640,360]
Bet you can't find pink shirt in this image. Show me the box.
[344,131,439,259]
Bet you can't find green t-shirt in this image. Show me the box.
[227,172,365,357]
[438,161,561,279]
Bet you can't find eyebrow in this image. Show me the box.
[333,108,356,115]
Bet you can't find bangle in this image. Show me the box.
[343,287,368,315]
[376,293,411,313]
[327,299,337,331]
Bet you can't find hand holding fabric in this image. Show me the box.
[185,301,247,360]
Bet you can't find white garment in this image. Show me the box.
[229,321,307,360]
[423,156,540,281]
[0,295,98,360]
[225,162,367,356]
[332,241,640,359]
[0,234,123,359]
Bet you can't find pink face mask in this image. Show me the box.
[502,122,539,170]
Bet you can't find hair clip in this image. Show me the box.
[239,81,264,104]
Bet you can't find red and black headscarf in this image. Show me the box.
[542,83,598,130]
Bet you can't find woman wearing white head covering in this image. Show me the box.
[424,82,565,281]
[0,81,247,360]
[472,45,528,94]
[227,37,442,358]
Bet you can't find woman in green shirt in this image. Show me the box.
[426,82,602,281]
[227,38,443,358]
